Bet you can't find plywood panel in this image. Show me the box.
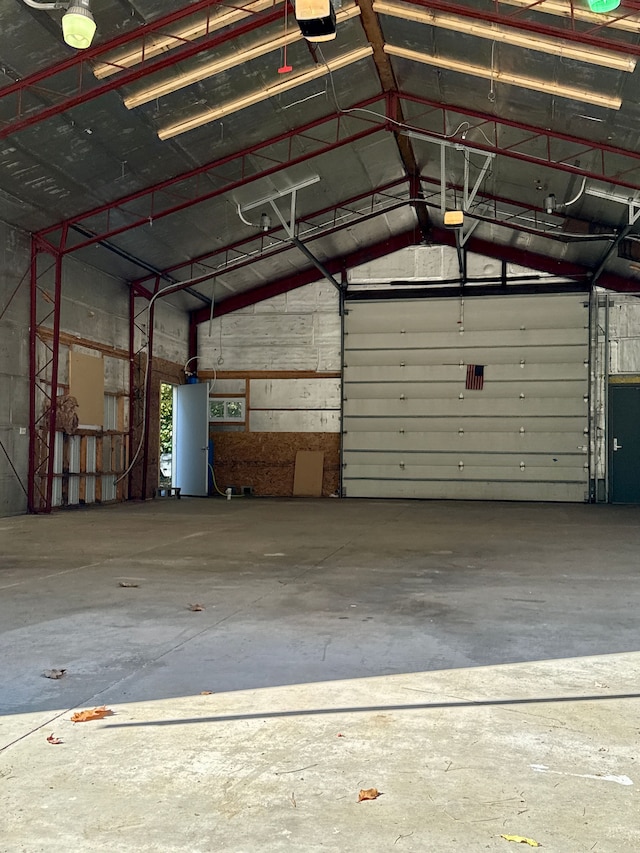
[69,351,104,426]
[293,451,324,497]
[210,432,339,497]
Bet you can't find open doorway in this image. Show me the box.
[159,382,174,488]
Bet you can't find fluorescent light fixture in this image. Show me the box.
[158,45,373,140]
[373,0,635,72]
[62,0,96,49]
[500,0,640,33]
[93,0,277,79]
[124,6,361,109]
[384,44,622,110]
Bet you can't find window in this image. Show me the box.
[209,398,245,422]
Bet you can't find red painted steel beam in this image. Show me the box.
[430,225,636,291]
[132,177,409,287]
[37,99,386,251]
[190,227,422,324]
[0,5,283,141]
[35,90,640,255]
[398,92,640,192]
[397,0,640,55]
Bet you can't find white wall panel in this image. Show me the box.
[343,293,589,502]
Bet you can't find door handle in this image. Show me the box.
[613,437,623,451]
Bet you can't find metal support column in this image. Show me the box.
[28,238,63,513]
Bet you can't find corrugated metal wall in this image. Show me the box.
[342,293,589,501]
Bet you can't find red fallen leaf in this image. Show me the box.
[188,603,205,611]
[47,734,62,744]
[70,706,114,723]
[337,733,344,737]
[358,788,380,802]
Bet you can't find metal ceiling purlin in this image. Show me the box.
[431,225,635,292]
[132,178,409,288]
[36,99,387,252]
[355,0,431,240]
[0,5,284,141]
[397,93,640,192]
[144,191,411,294]
[398,0,640,54]
[35,91,640,257]
[189,227,422,325]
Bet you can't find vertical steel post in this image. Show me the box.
[27,238,39,512]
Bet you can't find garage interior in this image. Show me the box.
[1,0,639,849]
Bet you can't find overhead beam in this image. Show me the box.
[0,5,284,141]
[394,0,640,57]
[34,92,640,257]
[355,0,431,241]
[37,99,387,252]
[190,228,422,325]
[396,92,640,193]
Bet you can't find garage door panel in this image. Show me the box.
[342,293,589,502]
[345,452,585,469]
[344,416,586,432]
[345,398,586,417]
[344,363,588,382]
[345,327,586,350]
[342,431,587,453]
[345,479,587,501]
[344,380,587,400]
[345,345,587,367]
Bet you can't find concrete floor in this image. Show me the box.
[1,497,639,852]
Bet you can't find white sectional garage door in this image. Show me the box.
[342,293,589,501]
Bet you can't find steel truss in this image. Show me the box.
[28,237,63,512]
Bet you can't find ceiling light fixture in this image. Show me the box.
[124,6,361,109]
[373,0,635,72]
[295,0,337,42]
[22,0,96,49]
[587,0,621,12]
[501,0,638,33]
[61,0,96,49]
[93,0,277,78]
[383,44,622,110]
[158,45,373,139]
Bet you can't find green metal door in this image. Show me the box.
[609,384,640,503]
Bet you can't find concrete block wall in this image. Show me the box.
[0,222,30,516]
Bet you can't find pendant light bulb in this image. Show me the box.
[62,0,96,49]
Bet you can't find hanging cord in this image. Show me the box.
[115,282,178,485]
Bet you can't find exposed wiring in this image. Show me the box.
[114,280,178,486]
[562,177,587,209]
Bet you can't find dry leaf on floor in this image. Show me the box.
[46,734,62,744]
[358,788,380,802]
[119,581,139,588]
[200,691,213,695]
[70,706,114,723]
[501,835,541,847]
[42,669,66,679]
[188,603,205,611]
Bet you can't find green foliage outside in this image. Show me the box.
[159,383,173,454]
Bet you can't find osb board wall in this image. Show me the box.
[210,432,340,497]
[130,354,184,501]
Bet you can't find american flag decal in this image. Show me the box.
[466,364,484,390]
